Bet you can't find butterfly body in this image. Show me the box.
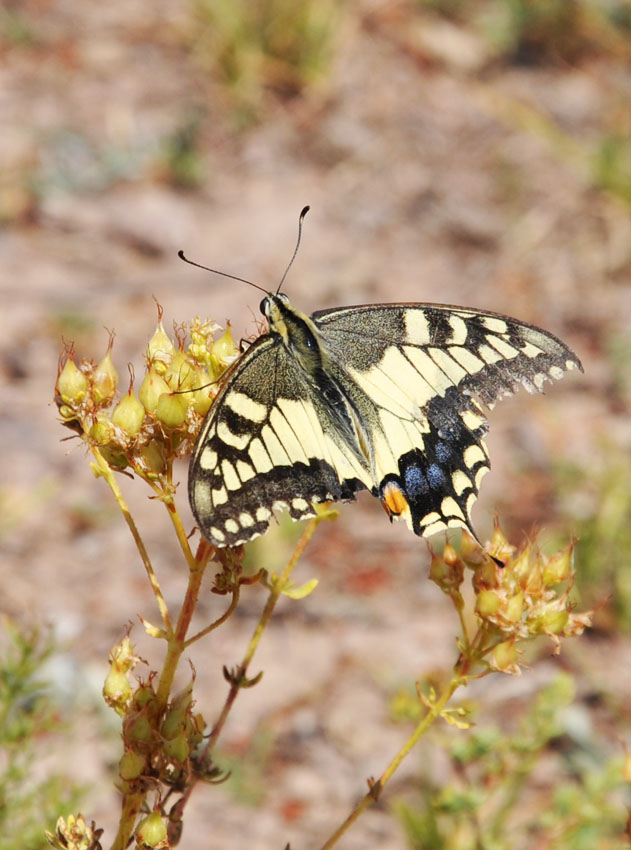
[189,294,581,548]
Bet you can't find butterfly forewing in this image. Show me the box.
[188,333,373,547]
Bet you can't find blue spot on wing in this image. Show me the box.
[404,466,428,497]
[436,441,451,463]
[427,463,446,489]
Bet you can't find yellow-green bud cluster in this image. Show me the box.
[45,813,104,850]
[103,636,140,716]
[115,674,210,797]
[54,312,239,482]
[431,525,591,675]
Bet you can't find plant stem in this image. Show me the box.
[316,675,466,850]
[91,447,173,636]
[111,791,145,850]
[208,516,319,751]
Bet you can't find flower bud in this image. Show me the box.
[163,351,197,392]
[135,811,167,848]
[89,414,116,446]
[103,667,132,715]
[505,591,524,623]
[163,730,189,763]
[190,368,214,415]
[45,814,103,850]
[132,680,157,711]
[137,441,166,477]
[111,636,138,672]
[487,523,515,564]
[119,750,147,781]
[161,682,193,739]
[155,392,188,427]
[493,640,520,673]
[543,545,573,586]
[476,588,502,618]
[93,349,119,404]
[112,390,145,437]
[146,321,175,375]
[213,322,238,363]
[123,709,153,747]
[138,368,171,414]
[57,357,88,404]
[535,608,569,635]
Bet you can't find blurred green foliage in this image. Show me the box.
[188,0,343,121]
[0,619,82,850]
[393,674,627,850]
[554,453,631,631]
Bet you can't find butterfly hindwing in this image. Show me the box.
[314,303,580,539]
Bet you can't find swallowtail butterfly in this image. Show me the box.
[185,214,582,549]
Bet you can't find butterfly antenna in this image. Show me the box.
[177,250,269,295]
[277,205,310,294]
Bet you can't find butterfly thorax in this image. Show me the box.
[261,293,327,378]
[261,293,367,457]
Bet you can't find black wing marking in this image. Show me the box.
[314,303,582,540]
[188,334,373,547]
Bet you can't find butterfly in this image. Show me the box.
[185,214,582,549]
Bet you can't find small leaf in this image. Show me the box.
[282,578,319,599]
[140,616,167,639]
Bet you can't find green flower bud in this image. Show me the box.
[99,446,129,470]
[123,710,153,746]
[119,750,147,781]
[57,357,88,404]
[188,712,206,746]
[542,545,573,586]
[137,441,166,477]
[155,392,188,427]
[112,390,145,437]
[476,588,502,617]
[111,636,138,671]
[191,371,214,416]
[138,368,171,414]
[213,322,238,363]
[132,680,157,711]
[163,351,197,392]
[89,414,116,446]
[135,811,167,848]
[161,683,193,739]
[535,608,569,635]
[103,667,132,715]
[93,348,119,404]
[505,591,524,622]
[493,640,520,672]
[146,321,175,375]
[163,730,189,763]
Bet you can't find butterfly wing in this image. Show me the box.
[188,334,373,547]
[314,303,582,540]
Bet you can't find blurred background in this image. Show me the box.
[1,1,630,848]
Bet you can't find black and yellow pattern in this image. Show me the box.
[188,294,582,548]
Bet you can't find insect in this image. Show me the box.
[183,209,582,549]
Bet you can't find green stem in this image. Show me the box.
[92,447,173,636]
[110,791,145,850]
[317,675,466,850]
[208,516,319,750]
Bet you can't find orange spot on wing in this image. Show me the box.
[381,481,410,520]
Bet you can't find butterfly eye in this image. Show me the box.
[259,297,268,316]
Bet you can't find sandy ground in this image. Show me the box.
[1,1,630,848]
